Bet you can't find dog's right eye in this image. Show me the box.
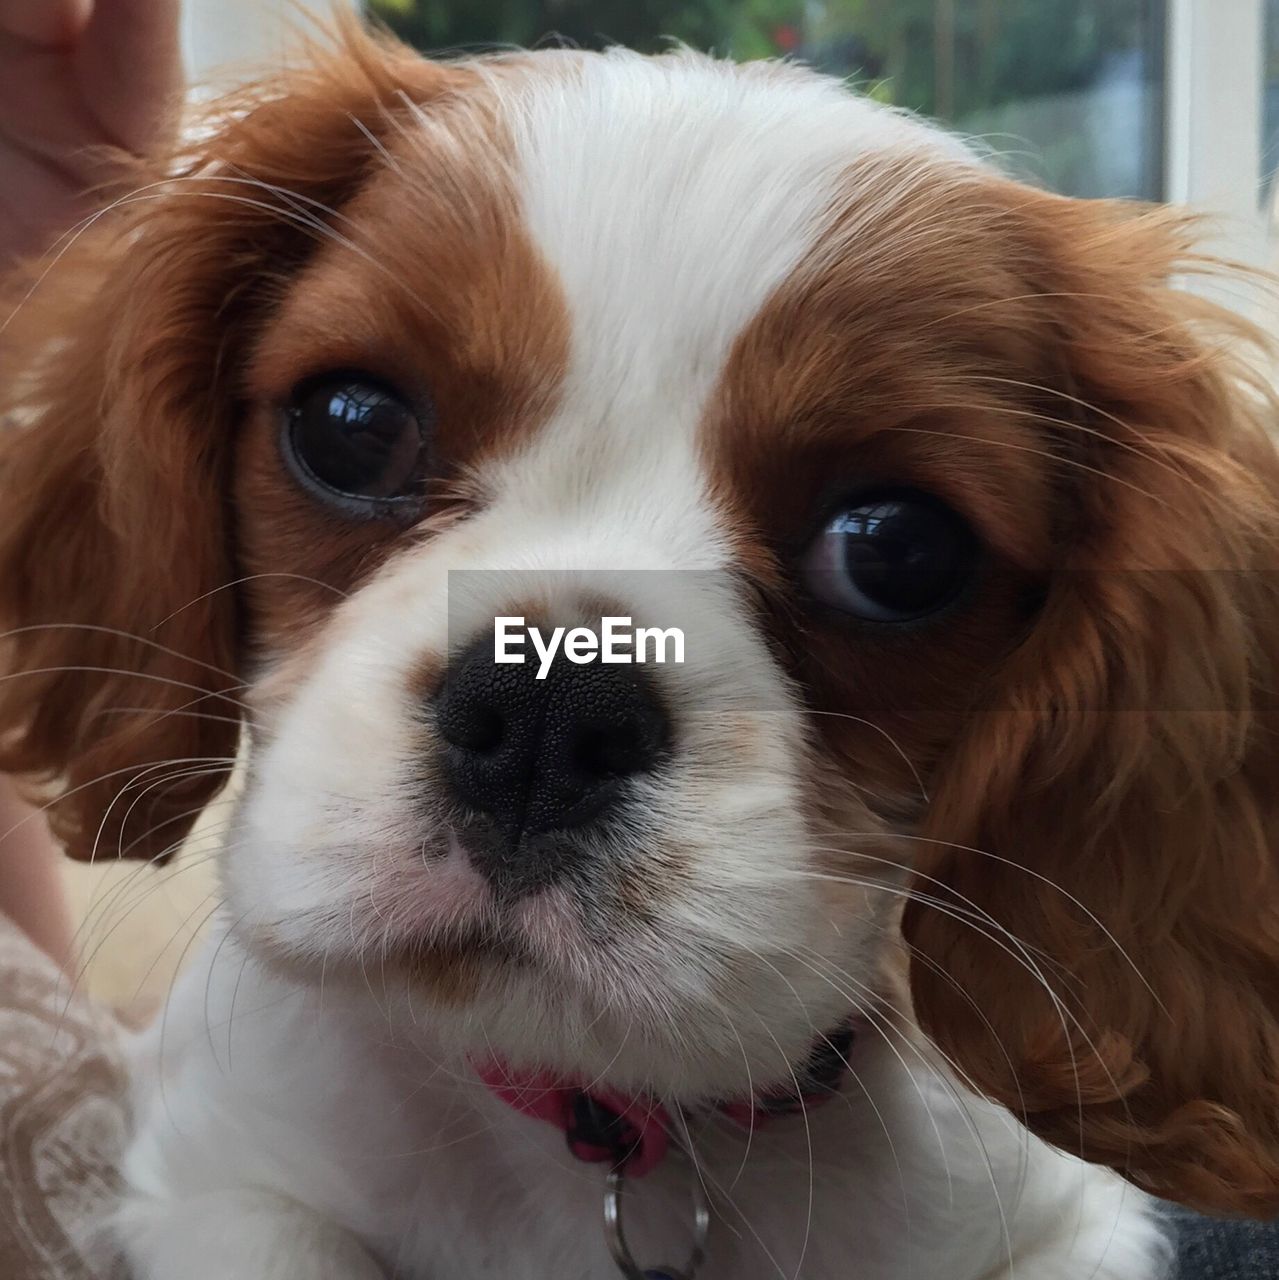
[283,374,431,517]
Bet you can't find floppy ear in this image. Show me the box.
[903,189,1279,1215]
[0,22,450,863]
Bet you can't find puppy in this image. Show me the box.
[2,21,1277,1280]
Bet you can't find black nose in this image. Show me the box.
[434,633,669,880]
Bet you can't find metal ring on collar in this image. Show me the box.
[603,1161,711,1280]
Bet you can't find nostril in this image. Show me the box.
[433,635,670,871]
[574,723,636,780]
[439,701,505,754]
[571,712,664,781]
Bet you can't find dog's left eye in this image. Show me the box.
[800,491,977,622]
[283,374,429,515]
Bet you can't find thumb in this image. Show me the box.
[0,0,92,47]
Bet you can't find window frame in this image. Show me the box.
[1166,0,1272,265]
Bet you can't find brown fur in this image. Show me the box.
[705,155,1279,1213]
[903,187,1279,1216]
[0,23,489,864]
[233,62,569,651]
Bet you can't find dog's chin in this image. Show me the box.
[240,895,848,1102]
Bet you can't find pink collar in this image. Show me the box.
[476,1020,859,1178]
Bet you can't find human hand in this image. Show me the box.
[0,0,181,269]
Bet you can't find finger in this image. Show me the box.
[0,0,92,48]
[75,0,183,155]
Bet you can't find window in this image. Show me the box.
[182,0,347,77]
[370,0,1166,199]
[184,0,1276,250]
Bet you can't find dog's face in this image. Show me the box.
[3,27,1279,1214]
[224,50,1020,1097]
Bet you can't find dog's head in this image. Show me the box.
[3,23,1278,1215]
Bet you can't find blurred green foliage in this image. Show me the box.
[368,0,1155,111]
[368,0,1164,197]
[368,0,801,61]
[811,1,1153,118]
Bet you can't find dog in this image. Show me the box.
[2,20,1277,1279]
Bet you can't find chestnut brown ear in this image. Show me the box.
[0,20,458,862]
[903,190,1279,1215]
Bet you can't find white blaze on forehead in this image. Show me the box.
[465,50,978,570]
[500,50,973,398]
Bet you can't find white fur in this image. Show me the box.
[119,937,1168,1280]
[116,50,1170,1279]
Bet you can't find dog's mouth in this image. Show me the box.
[242,896,544,998]
[403,823,620,932]
[367,883,614,1012]
[384,831,604,976]
[238,824,633,1004]
[396,926,532,992]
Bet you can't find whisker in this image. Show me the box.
[802,710,929,804]
[113,768,240,861]
[0,756,233,856]
[884,425,1163,504]
[153,895,233,1135]
[790,941,1031,1227]
[788,847,1147,1168]
[796,861,1112,1105]
[152,570,350,629]
[803,831,1163,1006]
[0,622,244,684]
[65,845,226,1019]
[4,178,374,334]
[96,705,245,729]
[0,664,255,715]
[85,757,237,869]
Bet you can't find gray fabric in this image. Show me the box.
[1172,1207,1279,1279]
[0,916,130,1279]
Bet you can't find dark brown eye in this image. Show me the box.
[283,374,430,516]
[800,490,978,622]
